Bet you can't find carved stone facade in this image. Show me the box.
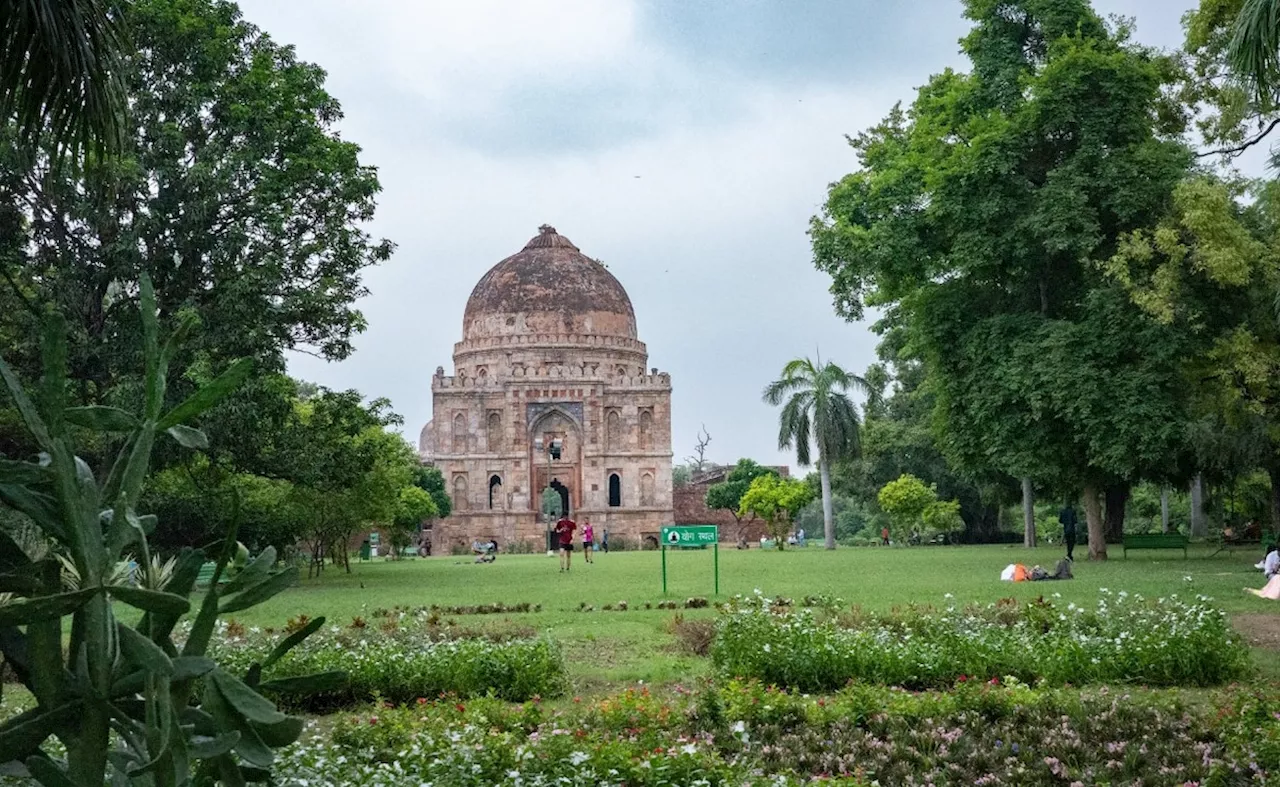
[420,226,674,553]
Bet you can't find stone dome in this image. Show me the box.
[462,225,637,342]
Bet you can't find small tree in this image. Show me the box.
[390,486,438,558]
[877,474,937,542]
[738,475,814,550]
[706,459,778,540]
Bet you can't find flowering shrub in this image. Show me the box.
[207,618,564,710]
[261,681,1276,786]
[712,589,1249,691]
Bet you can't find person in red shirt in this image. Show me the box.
[555,514,576,572]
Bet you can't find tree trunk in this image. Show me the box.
[1190,474,1207,538]
[819,458,836,550]
[1021,477,1035,548]
[1268,465,1280,543]
[1104,483,1129,542]
[1082,484,1106,560]
[1161,487,1171,533]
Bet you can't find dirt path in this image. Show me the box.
[1233,613,1280,651]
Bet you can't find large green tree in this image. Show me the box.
[0,0,391,475]
[810,0,1194,559]
[763,357,871,550]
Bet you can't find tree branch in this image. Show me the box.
[1197,117,1280,158]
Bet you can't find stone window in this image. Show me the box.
[452,412,467,453]
[486,411,502,452]
[605,409,622,450]
[638,408,654,450]
[608,473,621,507]
[488,474,503,510]
[452,474,469,512]
[640,472,655,506]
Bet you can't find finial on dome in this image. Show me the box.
[538,224,557,236]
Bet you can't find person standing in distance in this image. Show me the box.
[581,518,595,563]
[555,513,577,572]
[1059,501,1078,561]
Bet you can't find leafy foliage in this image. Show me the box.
[0,280,336,785]
[738,476,814,549]
[713,589,1250,692]
[705,459,778,537]
[0,0,127,160]
[810,0,1195,558]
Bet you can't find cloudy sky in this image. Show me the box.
[237,0,1203,471]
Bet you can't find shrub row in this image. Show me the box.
[208,621,564,711]
[711,590,1250,691]
[266,681,1280,786]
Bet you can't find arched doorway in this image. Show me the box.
[550,478,570,515]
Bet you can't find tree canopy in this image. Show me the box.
[811,0,1196,558]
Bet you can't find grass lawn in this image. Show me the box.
[227,543,1279,691]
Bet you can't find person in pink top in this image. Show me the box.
[581,518,595,563]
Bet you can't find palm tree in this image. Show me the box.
[763,356,872,550]
[0,0,128,160]
[1231,0,1280,99]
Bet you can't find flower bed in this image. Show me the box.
[266,681,1279,786]
[711,590,1249,691]
[208,619,565,710]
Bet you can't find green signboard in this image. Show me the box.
[661,525,718,547]
[658,525,719,595]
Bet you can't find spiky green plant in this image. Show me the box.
[0,276,342,786]
[762,357,873,550]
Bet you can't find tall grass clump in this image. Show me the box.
[711,589,1250,692]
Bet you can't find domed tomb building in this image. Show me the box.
[420,225,674,552]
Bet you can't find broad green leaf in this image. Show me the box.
[260,615,325,671]
[0,458,52,486]
[140,274,163,420]
[202,679,275,769]
[250,715,303,748]
[108,586,190,617]
[112,655,214,697]
[63,406,140,433]
[116,622,174,676]
[213,754,249,787]
[0,702,78,760]
[38,314,68,439]
[220,547,276,596]
[24,757,76,787]
[0,485,65,541]
[0,588,96,627]
[189,731,241,760]
[165,424,209,450]
[209,668,288,726]
[256,672,347,696]
[157,358,254,430]
[0,357,52,451]
[218,568,297,615]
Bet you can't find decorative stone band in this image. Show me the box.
[433,373,672,390]
[453,332,648,357]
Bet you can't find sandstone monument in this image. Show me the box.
[420,225,674,552]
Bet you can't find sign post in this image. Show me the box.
[659,525,719,595]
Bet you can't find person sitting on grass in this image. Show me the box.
[1263,544,1278,580]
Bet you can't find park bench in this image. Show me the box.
[1122,533,1189,559]
[194,561,229,589]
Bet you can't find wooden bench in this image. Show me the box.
[1122,533,1189,559]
